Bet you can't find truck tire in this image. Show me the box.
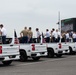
[2,60,12,66]
[20,50,28,62]
[32,57,40,61]
[69,47,75,55]
[47,48,54,58]
[56,54,62,58]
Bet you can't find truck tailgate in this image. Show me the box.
[31,44,47,52]
[61,43,69,50]
[0,44,19,56]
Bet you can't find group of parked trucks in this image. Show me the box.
[0,30,76,66]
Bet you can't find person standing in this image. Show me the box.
[72,32,76,42]
[51,28,56,42]
[28,27,33,43]
[61,32,66,42]
[55,29,60,42]
[65,31,70,42]
[45,29,50,43]
[0,24,7,44]
[20,27,28,43]
[36,28,41,43]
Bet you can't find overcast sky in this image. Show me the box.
[0,0,76,37]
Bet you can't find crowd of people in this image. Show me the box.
[0,24,76,44]
[44,28,61,43]
[61,31,76,42]
[20,26,76,43]
[19,27,61,43]
[19,27,41,43]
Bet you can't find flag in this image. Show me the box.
[14,30,19,44]
[42,32,44,38]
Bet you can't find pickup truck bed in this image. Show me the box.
[0,30,20,65]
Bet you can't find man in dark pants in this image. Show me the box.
[45,29,50,43]
[52,28,55,42]
[0,24,7,44]
[36,28,41,43]
[20,27,28,43]
[28,27,33,43]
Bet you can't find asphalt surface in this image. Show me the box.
[0,55,76,75]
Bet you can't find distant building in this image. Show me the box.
[61,18,76,32]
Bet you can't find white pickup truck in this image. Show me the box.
[64,42,76,55]
[19,43,47,61]
[43,42,69,58]
[0,30,20,65]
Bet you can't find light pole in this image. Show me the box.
[58,11,61,43]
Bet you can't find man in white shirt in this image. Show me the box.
[65,31,69,42]
[0,24,7,44]
[72,32,76,42]
[45,29,50,43]
[54,29,60,42]
[36,28,41,43]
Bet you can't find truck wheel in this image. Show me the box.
[2,60,12,66]
[56,54,62,58]
[32,57,40,61]
[69,47,75,55]
[20,51,28,62]
[47,48,54,58]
